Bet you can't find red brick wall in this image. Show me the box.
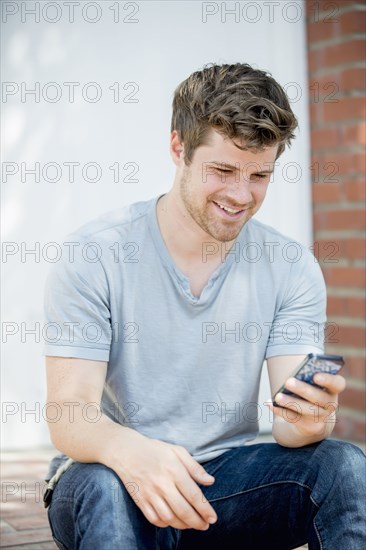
[306,0,365,442]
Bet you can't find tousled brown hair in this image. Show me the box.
[171,63,298,164]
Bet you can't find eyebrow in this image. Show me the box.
[208,161,274,174]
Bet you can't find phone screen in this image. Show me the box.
[272,353,344,406]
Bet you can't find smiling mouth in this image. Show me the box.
[213,201,245,215]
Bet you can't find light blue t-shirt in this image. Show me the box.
[43,195,326,467]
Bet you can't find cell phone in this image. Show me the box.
[272,353,344,407]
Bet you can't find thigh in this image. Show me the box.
[177,441,328,549]
[47,461,164,550]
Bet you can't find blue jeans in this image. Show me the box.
[47,439,366,549]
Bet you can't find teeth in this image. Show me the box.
[216,202,241,214]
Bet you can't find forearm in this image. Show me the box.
[48,400,144,468]
[272,414,334,448]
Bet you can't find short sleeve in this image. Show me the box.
[265,248,327,358]
[42,238,112,361]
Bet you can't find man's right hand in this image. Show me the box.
[116,433,218,531]
[45,357,217,531]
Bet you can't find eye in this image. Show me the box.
[214,168,233,174]
[252,173,268,180]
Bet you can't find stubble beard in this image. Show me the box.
[179,166,248,243]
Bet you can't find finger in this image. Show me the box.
[274,391,338,420]
[175,474,217,526]
[284,377,335,405]
[139,499,170,528]
[151,496,193,530]
[312,373,346,395]
[162,487,211,530]
[173,447,218,523]
[174,447,216,486]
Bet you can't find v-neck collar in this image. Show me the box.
[147,195,249,305]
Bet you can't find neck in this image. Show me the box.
[156,189,236,265]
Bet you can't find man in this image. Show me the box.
[43,63,365,549]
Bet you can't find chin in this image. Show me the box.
[208,227,244,243]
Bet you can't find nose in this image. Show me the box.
[225,179,253,207]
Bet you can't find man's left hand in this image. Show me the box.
[268,373,346,439]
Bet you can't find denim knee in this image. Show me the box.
[317,440,365,474]
[48,462,144,549]
[311,439,366,498]
[74,462,126,500]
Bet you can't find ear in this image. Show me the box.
[170,130,185,166]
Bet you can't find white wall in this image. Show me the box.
[2,0,311,448]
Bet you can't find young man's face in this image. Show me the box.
[173,129,279,243]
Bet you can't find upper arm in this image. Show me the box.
[267,355,307,398]
[46,356,108,404]
[265,248,327,361]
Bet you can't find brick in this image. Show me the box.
[344,179,366,200]
[310,156,340,183]
[344,237,366,259]
[313,237,366,264]
[0,520,15,533]
[311,127,340,151]
[347,296,364,317]
[308,49,321,74]
[313,209,366,230]
[334,414,366,442]
[336,325,366,347]
[1,497,47,518]
[327,296,366,318]
[312,239,341,262]
[323,96,366,122]
[343,124,366,147]
[326,296,344,316]
[342,356,366,379]
[315,237,366,261]
[339,387,366,412]
[312,152,365,179]
[310,101,322,125]
[309,73,341,104]
[306,0,356,21]
[0,527,54,546]
[309,40,366,71]
[312,181,342,201]
[322,265,366,287]
[307,20,337,43]
[340,9,366,34]
[325,322,365,347]
[309,74,340,95]
[309,69,365,98]
[340,68,366,92]
[6,513,50,531]
[324,40,366,66]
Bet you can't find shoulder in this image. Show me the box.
[244,218,317,268]
[67,198,155,243]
